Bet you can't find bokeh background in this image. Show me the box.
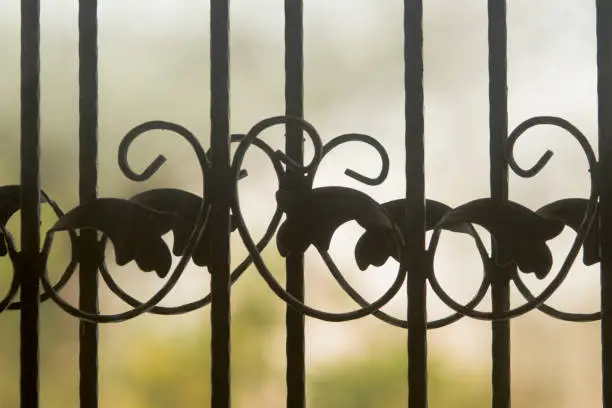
[0,1,603,407]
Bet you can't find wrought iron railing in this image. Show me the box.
[2,0,612,407]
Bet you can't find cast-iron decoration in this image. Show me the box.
[0,114,600,325]
[11,2,612,407]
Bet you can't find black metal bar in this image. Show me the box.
[284,1,305,407]
[488,2,511,408]
[597,1,612,407]
[20,1,41,407]
[78,2,99,407]
[404,1,427,407]
[209,1,231,407]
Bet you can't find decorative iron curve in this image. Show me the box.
[0,114,600,326]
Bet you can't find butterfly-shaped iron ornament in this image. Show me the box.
[354,199,472,270]
[50,198,177,278]
[436,198,564,279]
[130,188,237,269]
[536,198,599,266]
[276,186,401,257]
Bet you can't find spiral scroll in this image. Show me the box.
[0,114,599,328]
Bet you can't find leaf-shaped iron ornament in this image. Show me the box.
[354,199,471,270]
[437,198,564,279]
[537,198,599,266]
[50,198,177,278]
[276,186,400,256]
[130,188,236,268]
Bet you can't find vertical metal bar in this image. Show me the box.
[284,1,305,407]
[210,1,231,407]
[488,2,511,408]
[404,1,427,407]
[20,1,41,407]
[597,1,612,407]
[78,2,99,407]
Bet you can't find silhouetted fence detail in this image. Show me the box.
[3,1,612,407]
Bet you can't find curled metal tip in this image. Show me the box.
[507,116,597,180]
[119,120,209,183]
[509,149,553,178]
[124,155,167,182]
[316,133,390,187]
[345,168,384,186]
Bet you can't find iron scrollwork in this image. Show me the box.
[427,116,599,322]
[0,114,601,327]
